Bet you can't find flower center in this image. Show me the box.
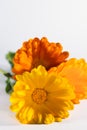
[32,88,47,104]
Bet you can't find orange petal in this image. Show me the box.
[49,58,87,103]
[12,37,69,74]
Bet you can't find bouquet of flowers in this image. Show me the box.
[0,37,87,124]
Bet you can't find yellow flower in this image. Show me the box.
[10,66,75,124]
[12,37,69,74]
[49,58,87,104]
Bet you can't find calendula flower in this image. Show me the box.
[10,65,75,124]
[12,37,69,74]
[49,58,87,104]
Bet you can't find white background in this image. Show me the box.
[0,0,87,130]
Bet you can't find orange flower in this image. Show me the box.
[12,37,69,74]
[49,58,87,104]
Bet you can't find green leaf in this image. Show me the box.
[4,72,12,78]
[6,52,15,67]
[5,77,15,94]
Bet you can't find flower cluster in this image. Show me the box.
[1,37,87,124]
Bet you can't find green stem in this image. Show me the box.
[0,69,6,75]
[0,69,12,78]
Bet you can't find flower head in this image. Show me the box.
[10,65,75,124]
[12,37,69,74]
[49,58,87,104]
